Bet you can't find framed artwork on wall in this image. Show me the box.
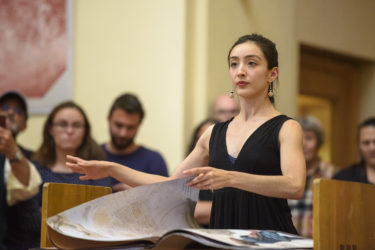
[0,0,73,114]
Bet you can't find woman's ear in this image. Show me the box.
[268,67,279,83]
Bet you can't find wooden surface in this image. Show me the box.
[313,179,375,250]
[40,182,112,248]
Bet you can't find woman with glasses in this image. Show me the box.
[33,101,112,202]
[5,101,110,249]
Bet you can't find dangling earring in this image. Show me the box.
[268,82,274,97]
[229,90,234,98]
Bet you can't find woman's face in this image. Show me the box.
[49,107,86,153]
[302,130,319,162]
[229,42,277,99]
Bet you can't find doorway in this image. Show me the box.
[298,45,361,168]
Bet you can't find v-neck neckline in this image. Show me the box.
[224,114,284,166]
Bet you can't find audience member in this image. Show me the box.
[288,115,336,238]
[67,34,306,233]
[9,101,111,249]
[0,91,33,158]
[101,93,168,191]
[210,94,239,122]
[334,117,375,184]
[0,90,42,250]
[33,101,112,199]
[186,118,218,226]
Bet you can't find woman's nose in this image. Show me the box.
[237,63,246,76]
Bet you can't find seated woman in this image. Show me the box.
[288,115,336,238]
[33,101,112,203]
[5,101,111,249]
[67,34,306,233]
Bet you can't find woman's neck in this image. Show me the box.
[51,148,77,173]
[237,96,279,121]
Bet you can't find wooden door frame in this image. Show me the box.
[299,45,360,168]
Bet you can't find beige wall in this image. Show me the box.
[19,0,186,173]
[296,0,375,121]
[359,65,375,121]
[296,0,375,60]
[18,0,375,173]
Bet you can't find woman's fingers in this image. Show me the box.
[189,178,215,190]
[66,162,85,174]
[183,167,211,176]
[187,171,216,190]
[66,154,88,166]
[80,175,91,181]
[186,167,230,190]
[187,172,208,185]
[66,154,79,163]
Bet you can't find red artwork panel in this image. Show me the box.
[0,0,67,98]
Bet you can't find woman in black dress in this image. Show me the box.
[67,34,305,234]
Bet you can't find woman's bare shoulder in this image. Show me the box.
[196,123,215,150]
[279,118,303,140]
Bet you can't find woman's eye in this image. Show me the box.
[248,61,256,66]
[230,62,237,67]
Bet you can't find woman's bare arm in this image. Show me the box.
[66,155,168,186]
[66,125,213,187]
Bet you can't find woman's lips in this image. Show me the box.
[237,81,249,87]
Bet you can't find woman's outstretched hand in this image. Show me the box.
[66,155,111,180]
[183,167,233,191]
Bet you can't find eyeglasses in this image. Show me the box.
[52,121,85,131]
[0,104,24,115]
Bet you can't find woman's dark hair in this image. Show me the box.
[186,118,219,156]
[32,101,105,167]
[227,34,279,103]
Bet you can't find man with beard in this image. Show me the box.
[102,93,168,191]
[0,90,42,249]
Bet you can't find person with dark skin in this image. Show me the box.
[0,91,41,250]
[67,34,305,233]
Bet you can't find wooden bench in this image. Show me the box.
[40,182,112,248]
[313,179,375,249]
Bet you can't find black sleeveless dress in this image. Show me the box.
[209,115,298,234]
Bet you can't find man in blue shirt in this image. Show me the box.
[102,93,168,191]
